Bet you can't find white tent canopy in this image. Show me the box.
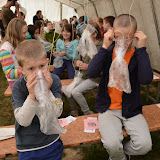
[0,0,160,71]
[0,0,78,24]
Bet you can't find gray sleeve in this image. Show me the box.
[12,79,38,127]
[14,97,38,127]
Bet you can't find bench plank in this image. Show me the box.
[0,104,160,158]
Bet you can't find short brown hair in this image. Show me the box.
[62,19,69,24]
[97,17,103,24]
[15,39,46,67]
[104,16,115,27]
[79,16,84,23]
[114,14,137,33]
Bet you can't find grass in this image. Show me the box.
[0,64,14,126]
[0,64,160,159]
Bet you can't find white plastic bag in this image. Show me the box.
[77,24,98,59]
[34,70,66,135]
[108,38,131,93]
[53,50,63,68]
[62,70,83,98]
[37,36,52,53]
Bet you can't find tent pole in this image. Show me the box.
[150,0,160,45]
[60,2,62,21]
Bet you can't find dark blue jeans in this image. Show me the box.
[18,139,63,160]
[53,59,75,79]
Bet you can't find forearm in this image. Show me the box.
[14,97,38,127]
[136,47,153,84]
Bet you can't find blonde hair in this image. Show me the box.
[1,18,27,49]
[15,39,47,67]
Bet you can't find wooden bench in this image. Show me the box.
[4,79,73,97]
[146,71,160,103]
[0,104,160,158]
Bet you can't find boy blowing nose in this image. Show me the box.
[12,39,64,160]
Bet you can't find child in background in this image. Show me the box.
[35,20,46,40]
[42,21,60,65]
[76,16,86,38]
[66,22,103,116]
[96,17,104,38]
[53,24,79,79]
[12,39,63,160]
[87,14,153,160]
[42,21,59,46]
[103,16,115,33]
[28,25,39,39]
[0,18,28,89]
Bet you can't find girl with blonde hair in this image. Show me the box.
[0,18,28,88]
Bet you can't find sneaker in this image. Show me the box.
[70,110,79,117]
[108,157,113,160]
[87,110,94,115]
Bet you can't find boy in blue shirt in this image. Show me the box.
[12,39,63,160]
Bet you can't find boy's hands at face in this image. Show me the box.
[102,29,114,49]
[134,31,147,48]
[43,70,53,91]
[27,73,37,101]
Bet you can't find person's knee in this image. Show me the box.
[133,137,152,155]
[140,138,152,154]
[72,88,80,98]
[102,137,122,155]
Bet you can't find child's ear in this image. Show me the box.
[18,66,25,75]
[46,58,49,65]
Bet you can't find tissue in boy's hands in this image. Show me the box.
[34,70,66,135]
[108,38,131,93]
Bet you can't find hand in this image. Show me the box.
[15,2,19,12]
[76,60,83,67]
[59,51,68,56]
[134,31,147,48]
[42,70,53,91]
[52,52,57,58]
[102,29,114,49]
[79,62,88,70]
[26,73,37,101]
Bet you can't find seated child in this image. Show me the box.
[42,21,59,46]
[64,22,102,116]
[28,24,40,39]
[12,39,63,160]
[53,24,79,79]
[42,21,59,65]
[0,18,28,89]
[87,14,153,160]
